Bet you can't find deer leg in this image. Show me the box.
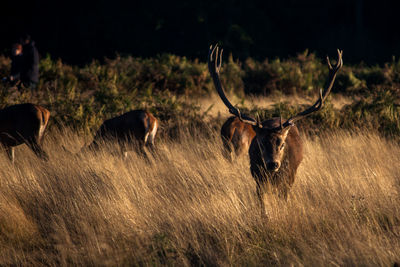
[221,137,234,161]
[144,119,158,157]
[257,182,271,220]
[5,146,15,163]
[232,141,241,157]
[278,171,296,200]
[232,130,245,158]
[145,143,154,158]
[146,128,156,149]
[140,145,152,162]
[143,128,157,162]
[27,140,49,161]
[141,139,158,164]
[133,138,147,158]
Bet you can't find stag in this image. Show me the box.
[81,109,158,157]
[0,103,50,162]
[209,45,343,205]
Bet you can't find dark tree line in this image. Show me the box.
[1,0,399,64]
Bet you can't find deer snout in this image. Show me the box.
[266,161,280,171]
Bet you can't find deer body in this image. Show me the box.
[86,109,158,156]
[208,45,342,210]
[0,103,50,162]
[221,116,256,158]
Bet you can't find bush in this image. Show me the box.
[0,53,399,138]
[244,50,326,96]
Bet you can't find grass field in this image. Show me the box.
[0,126,399,266]
[0,51,399,265]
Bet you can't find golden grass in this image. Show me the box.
[0,128,399,266]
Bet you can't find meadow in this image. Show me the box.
[0,52,399,265]
[0,127,399,265]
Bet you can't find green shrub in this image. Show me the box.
[244,51,326,96]
[0,53,399,138]
[334,67,365,94]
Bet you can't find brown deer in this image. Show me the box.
[0,103,50,162]
[208,45,343,205]
[221,116,256,159]
[82,110,158,157]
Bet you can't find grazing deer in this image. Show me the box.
[0,103,50,162]
[221,116,256,159]
[208,45,343,206]
[82,109,158,157]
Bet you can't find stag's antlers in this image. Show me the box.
[208,44,343,130]
[281,49,343,128]
[208,45,261,127]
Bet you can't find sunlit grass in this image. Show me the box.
[0,128,399,265]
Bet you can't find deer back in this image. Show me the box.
[92,109,157,145]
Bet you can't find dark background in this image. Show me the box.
[1,0,399,65]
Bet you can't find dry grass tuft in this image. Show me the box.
[0,128,399,265]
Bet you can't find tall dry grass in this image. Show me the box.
[0,128,399,266]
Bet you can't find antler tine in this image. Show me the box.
[208,44,259,127]
[209,45,217,70]
[318,88,323,106]
[215,46,220,72]
[281,49,343,128]
[218,48,223,71]
[327,55,333,70]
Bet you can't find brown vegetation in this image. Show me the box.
[0,128,399,265]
